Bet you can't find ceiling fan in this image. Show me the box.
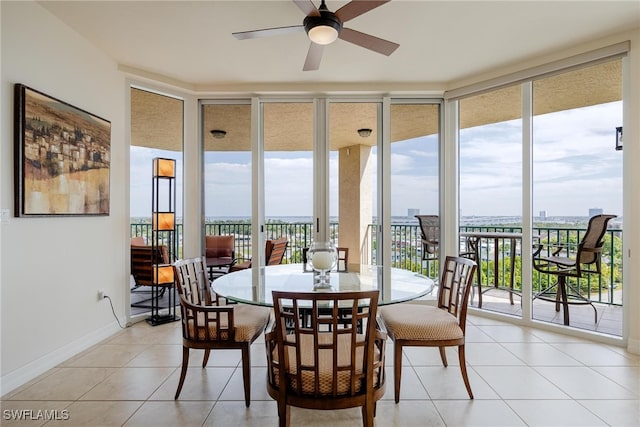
[232,0,399,71]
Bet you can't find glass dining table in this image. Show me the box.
[210,263,435,307]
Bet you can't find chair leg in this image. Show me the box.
[557,276,570,326]
[458,344,474,399]
[438,346,448,367]
[241,344,251,407]
[202,349,211,367]
[174,346,190,399]
[361,401,375,427]
[393,341,403,403]
[277,400,289,427]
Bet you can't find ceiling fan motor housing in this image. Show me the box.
[304,10,343,44]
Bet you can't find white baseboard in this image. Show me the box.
[0,321,121,396]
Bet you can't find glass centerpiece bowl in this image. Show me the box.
[307,241,338,290]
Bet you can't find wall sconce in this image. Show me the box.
[357,128,372,138]
[153,157,176,178]
[210,129,227,139]
[615,126,622,151]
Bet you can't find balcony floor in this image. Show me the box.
[469,287,623,337]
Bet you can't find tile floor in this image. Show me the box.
[2,313,638,426]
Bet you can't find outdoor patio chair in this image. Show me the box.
[130,238,170,307]
[204,234,236,279]
[379,256,477,401]
[415,215,439,261]
[532,214,617,326]
[173,256,270,405]
[229,237,288,272]
[265,290,386,427]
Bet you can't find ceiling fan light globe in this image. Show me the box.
[308,25,339,45]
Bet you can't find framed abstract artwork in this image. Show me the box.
[14,84,111,216]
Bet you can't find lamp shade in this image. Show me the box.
[308,25,339,45]
[154,265,174,285]
[153,212,175,231]
[153,157,176,178]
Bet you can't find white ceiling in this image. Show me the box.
[40,1,640,90]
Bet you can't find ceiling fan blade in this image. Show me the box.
[335,0,390,23]
[233,25,305,40]
[293,0,320,17]
[339,27,399,56]
[303,42,324,71]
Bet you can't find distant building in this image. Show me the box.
[408,208,420,217]
[589,208,603,217]
[539,210,547,219]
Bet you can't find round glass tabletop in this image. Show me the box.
[211,263,435,307]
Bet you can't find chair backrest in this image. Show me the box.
[437,256,477,332]
[130,245,170,287]
[415,215,439,256]
[130,236,145,246]
[174,257,213,306]
[269,290,384,399]
[336,247,349,272]
[266,237,288,265]
[205,235,235,258]
[577,214,617,266]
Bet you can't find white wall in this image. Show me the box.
[1,1,127,394]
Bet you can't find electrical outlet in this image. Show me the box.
[98,289,105,300]
[0,209,9,224]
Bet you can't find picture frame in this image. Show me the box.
[14,84,111,217]
[615,126,623,151]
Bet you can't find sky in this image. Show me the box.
[130,101,623,220]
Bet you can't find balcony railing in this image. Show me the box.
[130,222,622,306]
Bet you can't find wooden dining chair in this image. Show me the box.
[265,290,386,427]
[379,255,477,401]
[173,256,271,406]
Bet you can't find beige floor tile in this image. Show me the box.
[45,401,143,426]
[464,324,497,343]
[381,365,430,401]
[403,346,460,366]
[534,366,639,399]
[203,400,279,426]
[590,366,640,394]
[474,366,570,399]
[8,368,115,401]
[476,325,544,342]
[549,342,640,366]
[60,344,148,367]
[79,367,175,401]
[125,344,183,367]
[217,366,271,402]
[506,399,608,426]
[374,400,446,426]
[433,400,526,426]
[413,366,498,399]
[464,342,526,366]
[500,342,583,366]
[578,399,640,426]
[1,369,62,400]
[123,400,214,426]
[149,367,235,401]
